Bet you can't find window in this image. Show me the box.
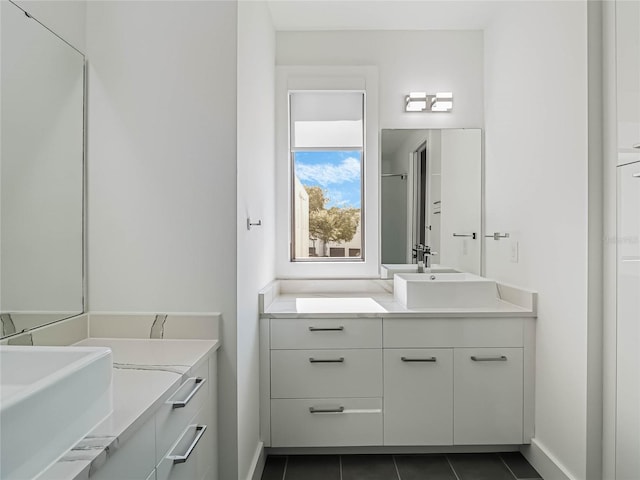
[289,91,364,261]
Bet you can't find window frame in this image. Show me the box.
[288,90,366,263]
[275,66,379,279]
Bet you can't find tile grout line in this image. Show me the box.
[498,454,520,480]
[445,455,463,480]
[281,456,289,480]
[391,455,402,480]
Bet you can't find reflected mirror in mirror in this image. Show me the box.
[1,2,85,337]
[381,129,482,275]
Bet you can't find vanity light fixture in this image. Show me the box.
[405,92,453,112]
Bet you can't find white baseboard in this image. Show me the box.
[521,439,576,480]
[247,441,266,480]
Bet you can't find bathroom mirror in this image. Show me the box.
[381,128,482,275]
[1,2,85,338]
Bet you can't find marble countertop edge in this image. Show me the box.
[35,338,219,480]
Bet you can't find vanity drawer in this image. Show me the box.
[156,409,211,480]
[270,318,381,349]
[383,318,523,348]
[271,398,383,447]
[155,360,209,463]
[271,349,382,398]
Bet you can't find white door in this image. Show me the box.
[616,0,640,166]
[616,161,640,479]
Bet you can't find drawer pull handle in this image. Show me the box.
[167,377,206,409]
[167,424,207,464]
[309,357,345,363]
[308,326,344,332]
[633,143,640,149]
[633,172,640,178]
[471,355,507,362]
[309,406,345,414]
[401,356,437,362]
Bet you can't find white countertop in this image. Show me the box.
[262,293,533,317]
[36,338,219,480]
[260,279,537,318]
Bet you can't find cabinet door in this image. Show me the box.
[383,348,453,446]
[453,348,523,445]
[617,0,640,166]
[616,162,640,479]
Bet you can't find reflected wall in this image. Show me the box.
[1,1,85,336]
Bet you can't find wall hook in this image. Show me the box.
[247,218,262,230]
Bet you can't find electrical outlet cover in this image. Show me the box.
[510,240,519,263]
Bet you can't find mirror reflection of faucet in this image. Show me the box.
[413,244,439,273]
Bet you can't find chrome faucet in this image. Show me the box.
[423,246,438,272]
[413,244,426,272]
[413,244,438,273]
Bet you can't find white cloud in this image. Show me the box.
[295,157,360,186]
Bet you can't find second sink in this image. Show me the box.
[394,272,498,309]
[0,345,113,480]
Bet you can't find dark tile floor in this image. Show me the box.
[261,452,543,480]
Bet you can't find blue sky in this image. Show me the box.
[294,151,362,208]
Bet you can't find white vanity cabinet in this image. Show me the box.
[262,315,534,449]
[616,0,640,166]
[155,356,216,480]
[616,161,640,479]
[383,318,530,447]
[92,353,217,480]
[266,318,383,447]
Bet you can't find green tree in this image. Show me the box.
[306,186,326,212]
[305,186,360,256]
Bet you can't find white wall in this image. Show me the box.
[237,2,276,479]
[440,129,482,275]
[484,2,597,478]
[12,0,86,53]
[276,30,483,129]
[85,2,238,478]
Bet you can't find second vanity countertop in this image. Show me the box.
[36,338,220,480]
[260,279,537,318]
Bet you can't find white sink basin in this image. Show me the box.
[394,272,498,308]
[0,346,113,480]
[381,264,459,279]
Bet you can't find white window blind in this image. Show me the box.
[290,92,364,150]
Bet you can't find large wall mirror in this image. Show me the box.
[1,1,85,338]
[381,129,482,275]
